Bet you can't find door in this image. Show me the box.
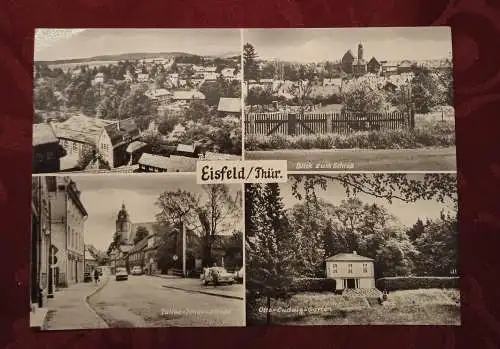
[346,278,356,289]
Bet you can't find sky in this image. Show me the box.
[243,27,453,63]
[279,174,457,228]
[70,174,243,251]
[34,28,241,61]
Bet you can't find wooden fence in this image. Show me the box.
[244,111,414,136]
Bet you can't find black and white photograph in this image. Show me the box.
[243,27,455,171]
[30,174,244,329]
[33,29,242,174]
[245,173,459,325]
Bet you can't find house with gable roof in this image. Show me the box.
[325,251,375,290]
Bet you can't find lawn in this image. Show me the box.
[247,288,460,326]
[245,147,457,171]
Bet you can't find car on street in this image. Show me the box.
[115,267,128,281]
[234,267,244,283]
[201,267,235,286]
[131,266,143,275]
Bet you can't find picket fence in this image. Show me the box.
[245,111,414,136]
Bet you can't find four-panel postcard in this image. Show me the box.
[31,27,459,329]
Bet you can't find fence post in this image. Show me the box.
[288,112,297,136]
[249,113,255,134]
[409,104,415,130]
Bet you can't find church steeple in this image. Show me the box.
[116,202,131,243]
[358,43,364,61]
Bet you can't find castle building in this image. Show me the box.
[341,43,380,77]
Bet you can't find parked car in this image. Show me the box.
[234,267,244,283]
[131,266,143,275]
[201,267,234,286]
[115,267,128,281]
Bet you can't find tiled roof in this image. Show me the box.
[176,144,196,153]
[217,97,241,113]
[172,90,206,100]
[126,141,148,153]
[33,123,58,146]
[325,253,374,262]
[343,50,355,59]
[54,114,113,145]
[104,118,140,147]
[139,153,197,171]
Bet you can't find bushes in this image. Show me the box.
[245,128,456,151]
[376,277,459,291]
[290,278,337,293]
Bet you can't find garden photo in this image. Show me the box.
[243,28,455,171]
[245,173,459,325]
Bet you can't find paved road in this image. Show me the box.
[88,275,245,327]
[245,147,457,171]
[158,276,244,299]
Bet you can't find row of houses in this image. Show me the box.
[107,203,243,275]
[31,176,89,315]
[33,94,242,174]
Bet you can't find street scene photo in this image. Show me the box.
[33,29,242,174]
[30,174,244,329]
[245,173,459,325]
[243,27,455,171]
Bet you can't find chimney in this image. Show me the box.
[352,251,357,255]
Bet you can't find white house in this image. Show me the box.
[325,251,375,291]
[137,73,149,83]
[92,72,104,86]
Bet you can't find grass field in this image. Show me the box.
[247,288,460,325]
[245,147,457,171]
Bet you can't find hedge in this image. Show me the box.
[290,278,337,293]
[376,277,459,291]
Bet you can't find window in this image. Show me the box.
[35,153,44,162]
[348,264,353,273]
[72,142,78,151]
[363,263,368,273]
[46,151,53,160]
[332,264,337,273]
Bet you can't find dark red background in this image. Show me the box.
[1,0,500,348]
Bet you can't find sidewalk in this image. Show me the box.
[151,274,244,300]
[43,276,109,330]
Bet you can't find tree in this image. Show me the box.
[342,83,388,114]
[34,83,60,111]
[290,174,458,217]
[407,218,426,242]
[246,86,274,106]
[81,87,100,116]
[76,146,96,170]
[413,211,458,276]
[133,226,149,245]
[246,183,297,325]
[155,184,241,267]
[118,88,156,120]
[243,43,259,81]
[411,67,441,113]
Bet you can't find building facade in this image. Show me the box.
[325,251,375,290]
[48,177,88,287]
[55,114,140,170]
[32,123,63,173]
[31,176,53,308]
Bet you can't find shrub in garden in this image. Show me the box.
[376,276,459,291]
[290,277,337,293]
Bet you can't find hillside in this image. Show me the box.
[36,52,199,65]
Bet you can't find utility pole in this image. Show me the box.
[182,220,187,277]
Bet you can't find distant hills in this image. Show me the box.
[35,51,241,65]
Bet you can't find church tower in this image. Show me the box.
[116,202,131,244]
[358,43,364,61]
